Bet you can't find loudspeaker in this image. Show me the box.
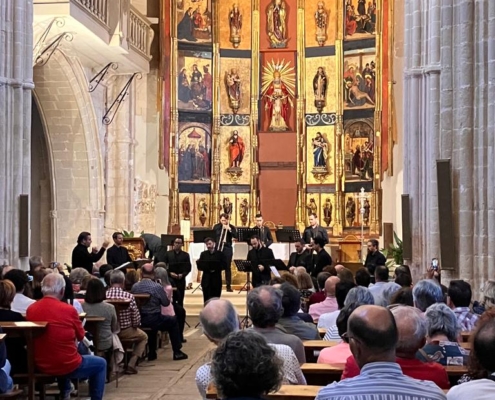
[437,159,456,271]
[19,195,29,257]
[383,223,393,251]
[401,195,412,260]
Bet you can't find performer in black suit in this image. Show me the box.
[287,239,312,272]
[213,213,238,292]
[71,232,109,274]
[160,237,191,307]
[311,236,332,279]
[364,239,387,281]
[197,237,226,303]
[247,235,275,287]
[253,213,273,247]
[302,213,329,247]
[106,232,132,268]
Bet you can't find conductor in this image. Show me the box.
[213,213,238,292]
[197,237,226,304]
[303,213,329,247]
[247,235,275,287]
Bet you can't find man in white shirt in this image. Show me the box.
[195,298,305,399]
[447,319,495,400]
[368,265,389,305]
[4,270,36,314]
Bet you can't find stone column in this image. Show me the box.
[0,1,34,269]
[403,0,495,290]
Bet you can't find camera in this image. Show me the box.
[431,258,439,271]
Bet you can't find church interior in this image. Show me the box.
[1,0,495,399]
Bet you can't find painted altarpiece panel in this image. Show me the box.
[218,1,252,50]
[177,50,213,112]
[304,0,338,48]
[220,58,251,115]
[177,122,212,184]
[306,126,335,185]
[219,126,251,186]
[305,56,338,115]
[343,0,377,41]
[177,0,213,43]
[343,51,376,110]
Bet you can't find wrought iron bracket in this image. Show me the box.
[33,17,65,63]
[102,73,142,125]
[89,63,118,92]
[35,32,74,67]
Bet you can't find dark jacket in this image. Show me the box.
[247,246,275,287]
[106,245,132,268]
[71,243,105,274]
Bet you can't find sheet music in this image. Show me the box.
[270,266,280,277]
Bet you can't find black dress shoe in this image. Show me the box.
[181,338,187,343]
[226,287,233,292]
[148,354,157,361]
[173,351,188,361]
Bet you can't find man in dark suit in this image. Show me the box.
[253,214,273,247]
[303,213,329,247]
[106,232,133,268]
[247,235,275,287]
[213,213,238,292]
[71,232,109,274]
[311,236,332,279]
[364,239,387,282]
[288,239,312,273]
[197,237,226,304]
[140,233,162,259]
[158,237,191,307]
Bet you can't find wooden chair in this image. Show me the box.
[207,384,323,400]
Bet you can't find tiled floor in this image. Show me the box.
[102,317,212,400]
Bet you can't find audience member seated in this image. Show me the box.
[195,299,305,398]
[337,267,355,284]
[279,272,299,289]
[248,285,306,363]
[4,269,36,314]
[447,280,479,331]
[413,279,444,312]
[390,287,414,307]
[355,267,371,287]
[69,267,90,294]
[32,267,52,299]
[125,269,139,291]
[82,279,118,354]
[26,274,107,400]
[211,330,283,400]
[447,319,495,400]
[395,265,413,288]
[368,265,390,305]
[106,270,147,374]
[309,276,340,321]
[473,280,495,315]
[316,305,446,400]
[0,327,13,394]
[75,275,96,299]
[131,263,187,361]
[342,305,450,389]
[317,303,359,364]
[420,303,469,366]
[0,280,27,374]
[278,283,319,340]
[296,271,315,293]
[97,264,113,288]
[308,272,331,307]
[29,255,44,272]
[0,267,13,278]
[155,266,187,343]
[323,286,374,341]
[318,280,356,330]
[377,282,402,307]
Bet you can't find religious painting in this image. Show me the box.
[305,195,321,224]
[344,0,376,41]
[261,58,296,132]
[306,126,335,185]
[305,0,337,47]
[260,0,297,51]
[219,1,252,50]
[343,51,375,109]
[177,122,212,183]
[344,118,374,184]
[219,126,251,185]
[177,0,212,43]
[180,194,192,220]
[220,58,251,115]
[344,192,372,228]
[195,195,210,227]
[177,50,213,111]
[305,57,337,114]
[236,194,250,227]
[320,194,336,228]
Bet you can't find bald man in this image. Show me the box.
[131,264,188,361]
[308,276,340,321]
[195,298,306,398]
[316,305,447,400]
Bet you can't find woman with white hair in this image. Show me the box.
[419,303,469,366]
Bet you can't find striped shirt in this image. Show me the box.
[316,362,447,400]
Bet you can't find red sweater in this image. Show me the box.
[342,355,450,389]
[308,291,326,307]
[26,297,85,376]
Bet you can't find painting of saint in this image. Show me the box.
[344,0,376,40]
[198,197,208,226]
[182,197,191,220]
[266,0,288,48]
[225,68,241,113]
[344,119,374,182]
[323,198,332,227]
[177,50,212,111]
[228,130,245,168]
[177,0,212,42]
[312,132,329,169]
[314,1,328,46]
[177,123,212,183]
[239,198,249,226]
[345,196,356,226]
[343,55,376,109]
[229,3,242,47]
[306,198,317,216]
[223,197,233,216]
[313,67,327,112]
[363,199,370,225]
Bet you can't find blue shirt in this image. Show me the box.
[131,279,169,315]
[316,362,447,400]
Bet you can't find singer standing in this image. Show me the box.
[303,213,329,247]
[253,213,273,247]
[213,213,238,292]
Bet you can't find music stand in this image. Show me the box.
[237,228,259,244]
[268,259,288,272]
[275,228,302,255]
[161,235,184,249]
[233,260,252,328]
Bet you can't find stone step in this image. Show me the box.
[184,283,247,316]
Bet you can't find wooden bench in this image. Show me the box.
[0,390,24,399]
[318,328,326,338]
[461,332,471,342]
[301,363,344,385]
[206,385,323,400]
[303,340,338,362]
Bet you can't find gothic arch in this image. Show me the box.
[32,50,104,265]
